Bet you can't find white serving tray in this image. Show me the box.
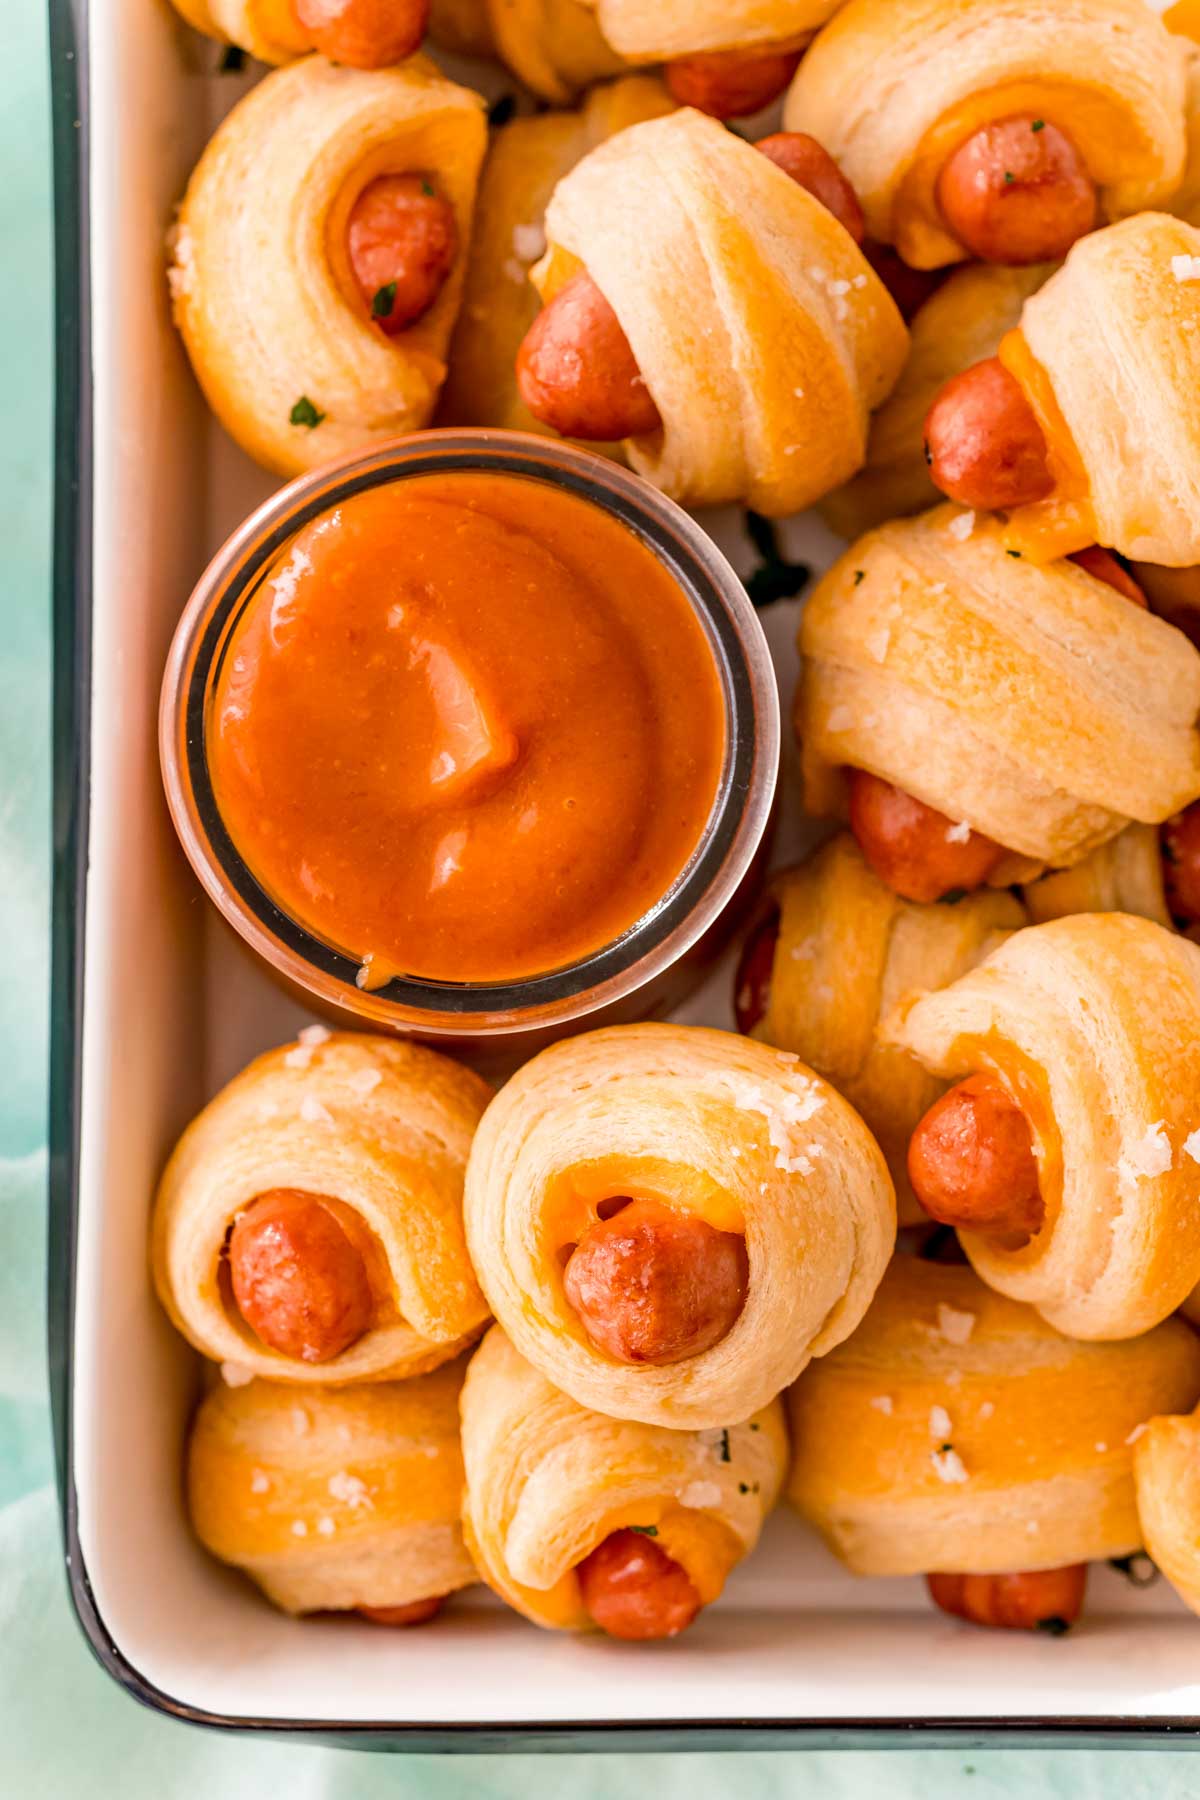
[48,0,1200,1747]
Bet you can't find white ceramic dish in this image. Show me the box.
[48,0,1200,1748]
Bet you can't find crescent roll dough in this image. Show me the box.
[530,107,908,515]
[783,0,1186,269]
[885,915,1200,1340]
[787,1258,1200,1576]
[460,1326,786,1630]
[584,0,840,59]
[822,263,1055,540]
[751,835,1024,1226]
[165,0,309,61]
[439,76,675,437]
[188,1360,476,1615]
[152,1031,493,1385]
[1021,825,1171,929]
[484,0,627,102]
[797,504,1200,872]
[1133,1403,1200,1615]
[995,214,1200,566]
[463,1023,895,1431]
[167,56,487,478]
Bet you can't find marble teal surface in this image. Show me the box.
[5,3,1200,1791]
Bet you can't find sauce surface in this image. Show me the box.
[209,472,726,983]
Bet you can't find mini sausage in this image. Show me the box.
[664,46,804,120]
[1067,546,1147,607]
[515,271,661,442]
[516,132,866,441]
[347,173,458,336]
[293,0,429,68]
[923,356,1054,511]
[936,116,1096,266]
[756,132,865,243]
[227,1188,375,1363]
[357,1595,444,1626]
[733,905,781,1036]
[926,1565,1088,1632]
[1162,801,1200,927]
[907,1074,1045,1242]
[576,1529,703,1640]
[561,1198,749,1365]
[862,241,947,324]
[846,769,1006,904]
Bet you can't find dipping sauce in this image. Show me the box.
[209,472,727,983]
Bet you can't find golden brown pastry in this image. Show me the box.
[463,1023,895,1431]
[460,1326,786,1637]
[152,1029,492,1385]
[784,0,1186,270]
[483,0,627,103]
[788,1259,1200,1612]
[822,262,1054,539]
[166,0,311,63]
[1020,825,1171,928]
[439,75,675,437]
[188,1360,476,1618]
[167,55,486,477]
[735,833,1025,1225]
[1133,1401,1200,1615]
[797,504,1200,879]
[526,107,907,514]
[168,0,435,70]
[886,914,1200,1340]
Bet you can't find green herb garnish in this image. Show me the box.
[1031,120,1045,132]
[629,1524,658,1537]
[488,93,517,127]
[420,178,436,197]
[1035,1616,1071,1637]
[742,512,810,609]
[218,44,245,73]
[289,396,325,429]
[719,1429,731,1463]
[1006,548,1022,558]
[1003,171,1015,184]
[939,1442,954,1455]
[372,282,397,319]
[853,568,866,585]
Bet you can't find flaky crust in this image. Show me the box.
[588,0,838,58]
[439,76,675,437]
[787,1259,1200,1576]
[165,0,309,60]
[463,1023,895,1431]
[885,915,1200,1340]
[188,1361,476,1615]
[168,56,486,478]
[152,1032,493,1384]
[796,505,1200,868]
[531,107,908,515]
[1133,1404,1200,1615]
[1021,825,1171,928]
[784,0,1186,268]
[486,0,627,102]
[753,835,1024,1226]
[460,1327,786,1629]
[998,214,1200,566]
[822,263,1054,540]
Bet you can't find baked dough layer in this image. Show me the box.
[588,0,839,58]
[797,504,1200,868]
[532,106,908,515]
[440,75,675,437]
[1133,1403,1200,1615]
[787,1258,1200,1575]
[168,55,486,477]
[822,262,1055,540]
[1000,214,1200,566]
[1021,824,1170,928]
[885,914,1200,1339]
[460,1326,786,1629]
[784,0,1187,267]
[152,1032,493,1384]
[754,834,1024,1226]
[166,0,309,61]
[463,1022,895,1430]
[188,1360,476,1614]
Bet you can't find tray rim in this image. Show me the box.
[43,0,1200,1750]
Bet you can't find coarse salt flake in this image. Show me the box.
[1095,1442,1108,1454]
[250,1471,270,1494]
[328,1471,372,1509]
[937,1303,975,1345]
[1125,1423,1148,1446]
[1172,254,1200,282]
[220,1361,255,1389]
[299,1094,335,1126]
[931,1446,969,1484]
[291,1520,308,1538]
[870,1395,893,1414]
[865,627,891,662]
[947,510,975,541]
[317,1517,336,1537]
[298,1024,331,1048]
[978,1401,994,1421]
[284,1045,313,1069]
[512,222,546,262]
[944,820,972,845]
[1183,1129,1200,1165]
[929,1405,952,1439]
[678,1481,723,1510]
[1117,1123,1172,1184]
[826,704,854,733]
[347,1067,383,1096]
[292,1407,310,1436]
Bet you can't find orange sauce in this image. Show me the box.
[209,472,726,983]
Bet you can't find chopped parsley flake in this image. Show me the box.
[853,569,865,585]
[939,1441,954,1454]
[719,1429,731,1463]
[1031,120,1045,132]
[629,1524,658,1537]
[420,178,436,197]
[372,282,397,319]
[1003,171,1015,185]
[290,396,325,429]
[1006,549,1022,558]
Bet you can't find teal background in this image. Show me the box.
[4,2,1199,1791]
